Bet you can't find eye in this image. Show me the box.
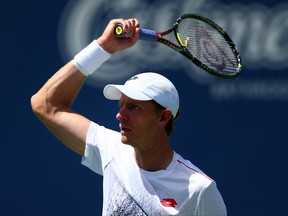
[128,104,140,111]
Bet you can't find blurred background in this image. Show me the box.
[1,0,287,215]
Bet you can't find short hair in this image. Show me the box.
[152,100,180,136]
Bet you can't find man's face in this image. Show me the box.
[116,95,163,150]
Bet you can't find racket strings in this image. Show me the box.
[177,18,240,75]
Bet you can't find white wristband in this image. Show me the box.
[73,40,111,76]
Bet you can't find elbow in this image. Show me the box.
[30,93,47,118]
[31,92,64,122]
[31,93,41,115]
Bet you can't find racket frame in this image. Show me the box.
[155,14,242,78]
[115,13,242,78]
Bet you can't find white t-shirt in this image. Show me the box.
[82,122,227,215]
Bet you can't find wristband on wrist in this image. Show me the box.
[72,40,111,76]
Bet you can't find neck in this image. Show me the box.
[134,142,174,172]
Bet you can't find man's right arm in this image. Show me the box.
[30,18,140,156]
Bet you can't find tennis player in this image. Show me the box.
[31,18,227,215]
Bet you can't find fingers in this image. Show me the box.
[114,18,140,38]
[123,18,140,38]
[97,18,140,54]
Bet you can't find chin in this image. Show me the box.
[121,136,134,146]
[121,136,129,144]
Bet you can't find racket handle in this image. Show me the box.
[139,29,157,41]
[114,24,157,41]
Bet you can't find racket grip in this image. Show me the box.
[114,24,157,41]
[139,29,157,41]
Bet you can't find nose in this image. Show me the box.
[116,107,127,121]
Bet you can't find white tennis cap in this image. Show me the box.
[103,72,179,118]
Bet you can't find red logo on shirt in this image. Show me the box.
[161,198,177,207]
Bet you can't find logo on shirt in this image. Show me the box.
[161,198,177,208]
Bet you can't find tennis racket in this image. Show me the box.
[115,13,242,78]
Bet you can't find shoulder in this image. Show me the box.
[174,152,213,188]
[173,153,227,215]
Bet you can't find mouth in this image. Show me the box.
[119,124,132,133]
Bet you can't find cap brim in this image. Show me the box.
[103,84,151,101]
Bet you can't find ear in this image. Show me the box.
[158,109,173,125]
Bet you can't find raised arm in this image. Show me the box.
[30,18,140,156]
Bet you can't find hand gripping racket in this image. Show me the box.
[115,14,242,78]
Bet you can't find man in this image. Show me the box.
[31,18,227,215]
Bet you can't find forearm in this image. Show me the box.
[45,61,86,106]
[31,61,86,118]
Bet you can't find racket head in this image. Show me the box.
[175,14,242,78]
